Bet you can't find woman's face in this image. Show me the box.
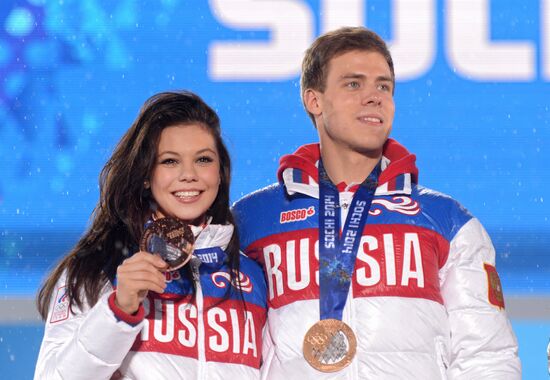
[150,123,220,225]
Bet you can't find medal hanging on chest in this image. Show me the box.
[303,160,378,372]
[303,318,357,372]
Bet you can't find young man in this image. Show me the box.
[233,27,520,379]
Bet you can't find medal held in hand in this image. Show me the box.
[140,217,194,270]
[303,319,357,372]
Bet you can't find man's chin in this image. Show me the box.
[353,144,386,158]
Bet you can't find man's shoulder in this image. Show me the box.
[413,184,468,212]
[233,182,285,210]
[233,182,295,251]
[411,184,474,240]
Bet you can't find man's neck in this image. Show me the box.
[320,144,382,185]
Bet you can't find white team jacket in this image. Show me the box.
[34,224,267,380]
[233,140,521,379]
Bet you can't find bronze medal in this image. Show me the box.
[303,319,357,372]
[140,217,194,270]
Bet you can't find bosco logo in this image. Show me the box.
[280,206,315,224]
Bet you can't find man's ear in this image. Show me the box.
[303,89,322,116]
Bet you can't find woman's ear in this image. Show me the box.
[144,180,150,189]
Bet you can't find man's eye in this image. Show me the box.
[347,81,360,89]
[378,83,391,92]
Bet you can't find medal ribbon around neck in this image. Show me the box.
[318,159,379,321]
[193,247,226,269]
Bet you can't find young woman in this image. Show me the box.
[34,91,267,380]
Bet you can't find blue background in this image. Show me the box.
[0,0,548,378]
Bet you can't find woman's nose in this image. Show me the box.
[178,163,198,181]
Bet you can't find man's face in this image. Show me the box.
[308,50,395,158]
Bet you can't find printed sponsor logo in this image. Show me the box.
[280,206,315,223]
[370,196,421,216]
[50,286,69,323]
[212,270,253,293]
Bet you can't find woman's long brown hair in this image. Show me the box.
[37,91,241,319]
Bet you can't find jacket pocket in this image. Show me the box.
[434,336,449,380]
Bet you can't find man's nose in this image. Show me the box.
[363,93,382,106]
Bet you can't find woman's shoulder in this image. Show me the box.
[238,252,265,281]
[45,269,113,321]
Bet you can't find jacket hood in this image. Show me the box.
[277,138,418,198]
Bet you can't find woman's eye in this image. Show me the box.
[160,158,177,165]
[197,156,214,164]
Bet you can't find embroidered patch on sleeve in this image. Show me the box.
[484,263,505,309]
[50,285,70,323]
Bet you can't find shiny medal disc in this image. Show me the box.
[303,319,357,372]
[140,217,194,270]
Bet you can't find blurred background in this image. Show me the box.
[0,0,548,378]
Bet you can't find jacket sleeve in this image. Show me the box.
[34,275,144,380]
[440,217,521,379]
[260,318,275,380]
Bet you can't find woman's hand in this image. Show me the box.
[115,252,168,314]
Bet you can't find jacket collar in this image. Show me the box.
[277,138,419,199]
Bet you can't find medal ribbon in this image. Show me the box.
[318,160,378,321]
[193,247,226,269]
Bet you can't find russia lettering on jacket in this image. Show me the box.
[131,295,263,367]
[247,224,448,309]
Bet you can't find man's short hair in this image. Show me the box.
[300,26,395,124]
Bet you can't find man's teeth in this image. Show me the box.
[175,191,200,197]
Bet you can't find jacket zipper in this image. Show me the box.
[340,191,355,380]
[192,258,206,380]
[435,337,449,380]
